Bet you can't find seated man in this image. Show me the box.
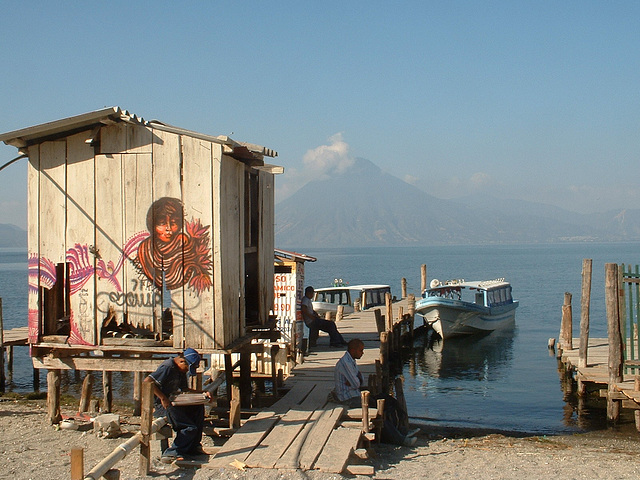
[301,286,347,347]
[144,348,212,463]
[333,339,419,446]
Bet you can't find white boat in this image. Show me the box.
[312,284,392,317]
[415,278,518,339]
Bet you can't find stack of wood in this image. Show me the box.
[170,393,209,406]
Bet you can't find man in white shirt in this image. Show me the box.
[332,339,419,446]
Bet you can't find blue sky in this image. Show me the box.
[1,1,638,228]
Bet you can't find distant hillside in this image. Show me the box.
[0,224,26,247]
[275,158,640,248]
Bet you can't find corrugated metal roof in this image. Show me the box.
[0,107,144,148]
[0,107,278,160]
[274,248,317,263]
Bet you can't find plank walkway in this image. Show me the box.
[2,326,29,346]
[203,298,411,474]
[559,337,640,405]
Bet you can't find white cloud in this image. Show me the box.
[469,172,492,187]
[276,133,355,203]
[302,133,354,176]
[403,174,419,186]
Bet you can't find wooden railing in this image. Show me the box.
[621,264,640,373]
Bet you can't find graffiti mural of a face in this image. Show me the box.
[135,197,212,294]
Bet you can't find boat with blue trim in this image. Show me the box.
[415,278,518,339]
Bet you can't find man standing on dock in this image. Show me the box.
[333,339,418,446]
[301,286,348,347]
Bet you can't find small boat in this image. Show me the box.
[415,278,518,339]
[312,284,392,317]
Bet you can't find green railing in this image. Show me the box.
[621,264,640,373]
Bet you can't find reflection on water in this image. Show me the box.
[408,327,515,381]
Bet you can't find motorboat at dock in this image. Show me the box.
[415,278,518,339]
[312,283,392,317]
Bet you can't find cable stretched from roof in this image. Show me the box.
[0,154,27,173]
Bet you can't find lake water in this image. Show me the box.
[1,243,639,434]
[301,243,640,435]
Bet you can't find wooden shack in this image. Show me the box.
[0,107,282,390]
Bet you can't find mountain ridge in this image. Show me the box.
[275,158,639,248]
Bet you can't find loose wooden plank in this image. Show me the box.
[244,385,327,468]
[298,406,344,470]
[313,427,362,473]
[205,414,280,469]
[274,409,322,469]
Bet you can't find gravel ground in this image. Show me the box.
[3,396,640,480]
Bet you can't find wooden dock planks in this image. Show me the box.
[313,427,363,473]
[206,299,414,473]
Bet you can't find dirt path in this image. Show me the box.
[3,397,640,480]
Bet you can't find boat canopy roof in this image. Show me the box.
[314,284,390,292]
[430,278,511,291]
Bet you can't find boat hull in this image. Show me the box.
[311,301,355,317]
[416,299,518,339]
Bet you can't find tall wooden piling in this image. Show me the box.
[401,278,407,299]
[47,369,62,424]
[579,259,592,368]
[139,379,154,475]
[379,332,389,392]
[605,262,623,423]
[71,447,84,480]
[560,292,573,350]
[79,373,94,413]
[103,371,113,413]
[420,264,427,293]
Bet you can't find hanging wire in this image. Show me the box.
[0,154,27,173]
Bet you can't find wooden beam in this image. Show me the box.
[33,357,164,371]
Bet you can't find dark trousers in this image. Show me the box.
[156,404,204,456]
[307,318,345,346]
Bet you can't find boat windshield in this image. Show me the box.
[427,287,461,300]
[314,290,350,305]
[486,286,513,307]
[362,287,391,309]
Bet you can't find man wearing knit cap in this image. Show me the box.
[145,348,212,463]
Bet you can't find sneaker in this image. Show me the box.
[160,452,184,464]
[403,436,417,447]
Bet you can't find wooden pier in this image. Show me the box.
[79,294,419,478]
[556,261,640,426]
[197,295,416,474]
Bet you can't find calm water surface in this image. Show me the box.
[2,243,639,433]
[302,243,640,434]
